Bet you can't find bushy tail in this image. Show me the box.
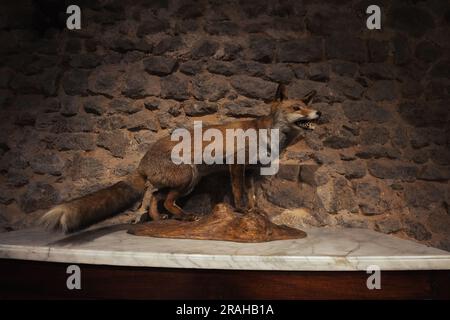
[40,172,146,233]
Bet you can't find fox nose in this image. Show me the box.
[316,111,322,117]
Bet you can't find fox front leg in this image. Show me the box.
[229,164,247,212]
[245,174,256,211]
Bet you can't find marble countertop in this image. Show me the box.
[0,226,449,271]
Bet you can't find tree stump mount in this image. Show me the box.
[128,203,306,243]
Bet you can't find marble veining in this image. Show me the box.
[0,226,449,271]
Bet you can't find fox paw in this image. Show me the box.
[132,211,150,224]
[176,214,201,222]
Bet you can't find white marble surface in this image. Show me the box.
[0,226,449,271]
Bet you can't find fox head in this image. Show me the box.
[270,84,322,131]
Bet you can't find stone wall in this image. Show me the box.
[0,0,449,249]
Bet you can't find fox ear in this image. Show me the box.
[275,84,287,102]
[303,90,316,105]
[271,84,286,113]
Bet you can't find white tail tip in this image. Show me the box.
[39,205,75,233]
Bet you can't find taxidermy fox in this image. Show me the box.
[40,85,322,233]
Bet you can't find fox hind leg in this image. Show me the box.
[229,164,246,212]
[164,189,200,221]
[134,186,169,222]
[245,174,256,211]
[143,162,200,221]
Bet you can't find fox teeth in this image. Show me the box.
[296,120,316,129]
[302,122,315,130]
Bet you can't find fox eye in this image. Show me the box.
[292,105,300,110]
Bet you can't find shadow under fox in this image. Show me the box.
[40,86,322,233]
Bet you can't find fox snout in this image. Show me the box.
[308,110,321,120]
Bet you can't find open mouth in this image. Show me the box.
[295,119,318,130]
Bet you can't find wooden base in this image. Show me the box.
[0,259,449,299]
[128,203,306,242]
